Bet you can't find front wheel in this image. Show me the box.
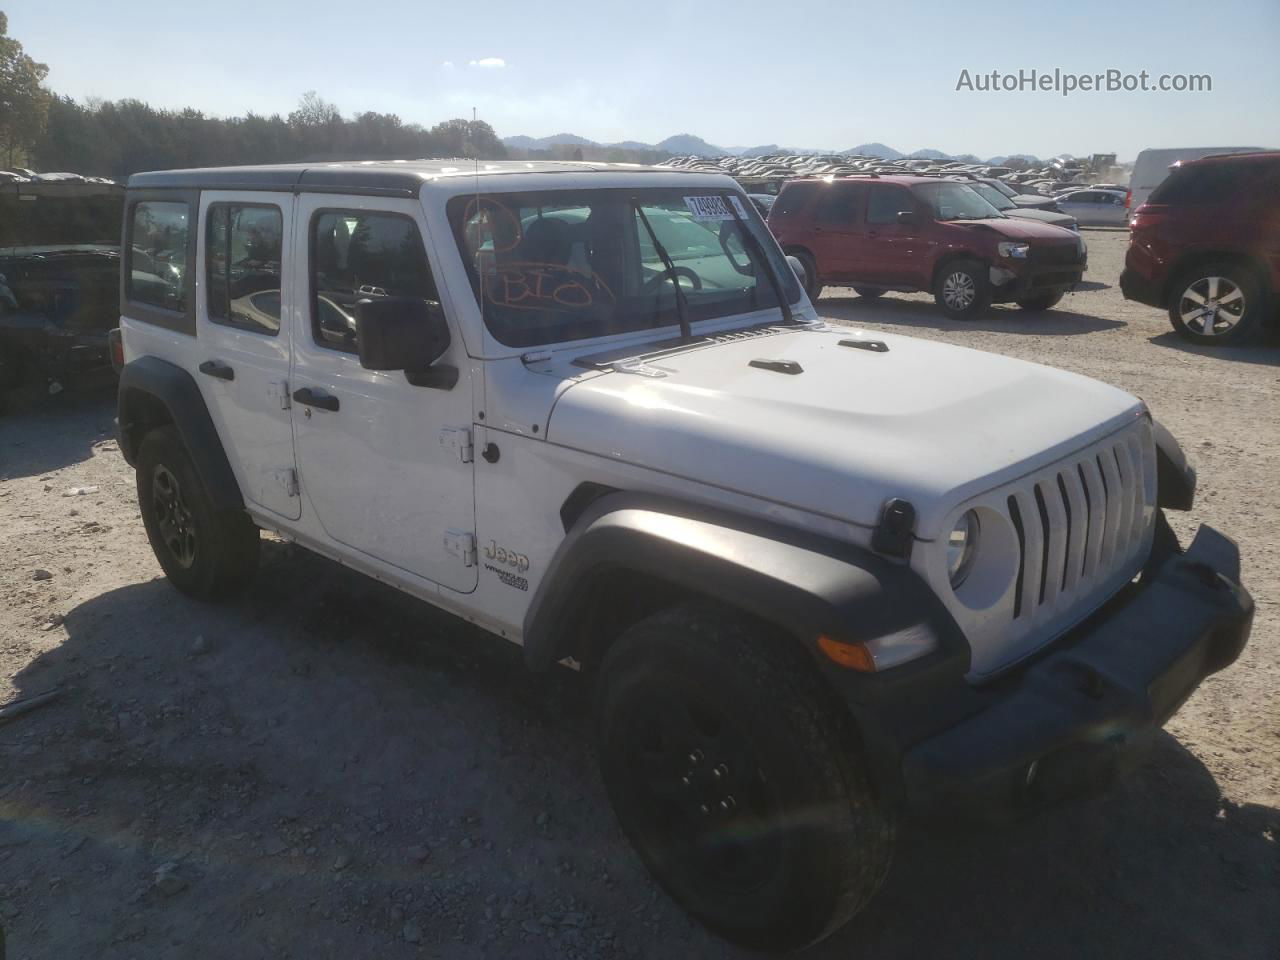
[934,259,991,320]
[137,426,260,600]
[595,604,894,951]
[1016,290,1064,312]
[1167,263,1263,344]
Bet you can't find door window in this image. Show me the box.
[866,186,915,224]
[814,184,865,224]
[206,204,284,335]
[309,211,439,353]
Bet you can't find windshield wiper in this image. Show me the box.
[633,199,692,342]
[722,195,794,325]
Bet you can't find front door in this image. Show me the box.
[196,192,300,520]
[851,184,926,286]
[289,194,477,593]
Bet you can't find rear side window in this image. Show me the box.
[310,210,438,354]
[206,204,283,335]
[1149,163,1264,204]
[127,201,190,312]
[771,183,817,220]
[814,184,866,224]
[866,186,915,224]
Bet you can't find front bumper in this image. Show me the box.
[899,524,1252,819]
[990,261,1086,301]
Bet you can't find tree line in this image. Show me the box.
[0,14,506,177]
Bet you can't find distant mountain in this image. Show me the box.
[845,142,903,159]
[608,140,658,152]
[502,132,599,151]
[655,133,728,156]
[908,148,950,160]
[987,153,1040,165]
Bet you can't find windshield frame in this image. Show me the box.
[445,185,802,350]
[969,182,1016,211]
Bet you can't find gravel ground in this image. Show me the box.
[1,228,1277,959]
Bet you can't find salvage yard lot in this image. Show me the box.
[1,228,1276,959]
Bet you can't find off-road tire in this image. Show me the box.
[137,426,259,600]
[934,258,991,320]
[595,603,894,951]
[1016,290,1064,312]
[1167,261,1264,345]
[853,286,885,299]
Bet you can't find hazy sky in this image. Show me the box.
[8,0,1279,160]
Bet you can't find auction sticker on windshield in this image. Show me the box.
[684,195,749,220]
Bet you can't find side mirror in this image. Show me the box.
[786,255,807,290]
[895,210,918,226]
[355,298,454,387]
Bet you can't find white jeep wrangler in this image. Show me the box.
[114,161,1252,951]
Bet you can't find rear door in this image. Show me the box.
[289,193,477,592]
[196,193,300,520]
[809,183,866,281]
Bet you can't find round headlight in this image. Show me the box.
[946,510,980,588]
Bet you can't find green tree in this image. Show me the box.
[0,11,51,167]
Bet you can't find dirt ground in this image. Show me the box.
[1,228,1277,960]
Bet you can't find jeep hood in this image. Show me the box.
[546,327,1143,538]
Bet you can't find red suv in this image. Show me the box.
[1121,151,1280,345]
[767,175,1087,320]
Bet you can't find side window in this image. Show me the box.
[206,204,283,335]
[770,183,816,220]
[814,184,865,224]
[128,201,190,311]
[310,210,438,354]
[866,186,914,225]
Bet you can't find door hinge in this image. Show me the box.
[270,380,291,410]
[440,427,473,463]
[444,530,477,567]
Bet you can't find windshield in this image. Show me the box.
[917,182,1004,221]
[0,194,123,252]
[970,183,1015,211]
[447,187,801,348]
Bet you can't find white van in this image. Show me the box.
[1127,146,1264,213]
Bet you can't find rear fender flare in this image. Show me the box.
[116,355,243,512]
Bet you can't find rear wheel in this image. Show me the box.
[595,604,894,951]
[1167,263,1263,345]
[934,259,991,320]
[137,426,259,600]
[1016,290,1064,312]
[853,286,885,299]
[792,251,823,301]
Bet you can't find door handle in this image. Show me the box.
[198,359,235,381]
[292,387,340,412]
[867,230,880,238]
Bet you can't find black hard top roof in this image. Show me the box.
[126,159,697,197]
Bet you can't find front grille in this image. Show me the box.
[935,417,1158,678]
[1028,244,1083,267]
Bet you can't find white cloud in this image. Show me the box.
[468,57,506,69]
[441,60,455,69]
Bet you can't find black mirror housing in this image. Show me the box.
[785,255,807,290]
[355,298,450,372]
